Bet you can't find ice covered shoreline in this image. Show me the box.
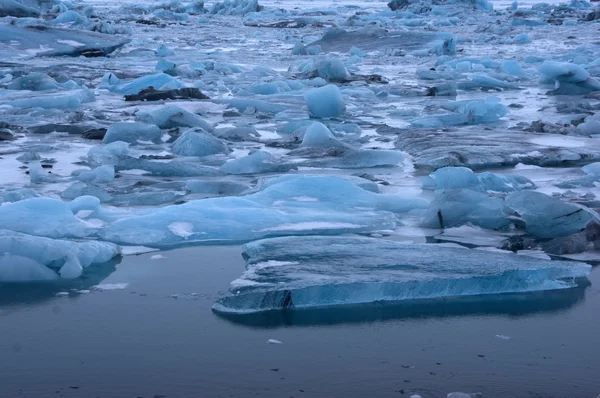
[1,0,599,313]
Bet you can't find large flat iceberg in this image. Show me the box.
[213,236,591,314]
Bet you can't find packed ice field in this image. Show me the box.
[1,0,600,315]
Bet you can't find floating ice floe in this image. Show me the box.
[212,236,591,314]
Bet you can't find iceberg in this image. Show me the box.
[212,236,591,314]
[411,97,508,127]
[0,197,96,239]
[539,61,600,95]
[304,84,345,118]
[421,189,510,230]
[425,167,535,192]
[505,191,598,239]
[0,230,120,282]
[102,123,163,144]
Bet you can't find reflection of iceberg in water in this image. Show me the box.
[0,256,121,307]
[213,236,591,323]
[214,282,589,329]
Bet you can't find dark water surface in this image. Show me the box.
[0,246,598,398]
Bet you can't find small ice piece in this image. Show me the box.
[92,283,129,290]
[150,254,165,260]
[304,84,345,118]
[0,230,120,282]
[447,393,483,398]
[312,58,350,82]
[301,122,345,148]
[210,0,260,15]
[171,129,230,157]
[267,339,283,344]
[107,73,183,95]
[103,123,162,145]
[495,334,511,340]
[56,292,69,296]
[168,222,195,238]
[137,106,214,132]
[75,165,115,183]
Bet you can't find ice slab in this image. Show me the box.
[99,175,427,247]
[212,236,591,314]
[171,129,230,157]
[424,167,535,192]
[0,24,130,59]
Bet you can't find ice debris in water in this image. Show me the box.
[98,175,427,247]
[136,106,214,132]
[411,97,508,127]
[212,236,591,314]
[171,129,229,157]
[423,167,535,192]
[0,230,120,282]
[103,123,163,145]
[304,84,345,118]
[539,61,600,95]
[505,191,599,239]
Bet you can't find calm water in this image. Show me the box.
[0,246,598,398]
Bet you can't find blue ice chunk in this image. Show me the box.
[220,151,295,175]
[210,0,260,15]
[1,189,40,204]
[513,33,531,44]
[292,41,307,55]
[51,10,86,24]
[425,168,534,192]
[422,189,510,230]
[61,182,112,202]
[28,161,61,184]
[304,84,345,118]
[461,73,520,90]
[583,162,600,176]
[569,0,592,8]
[307,45,321,55]
[0,230,120,282]
[136,106,214,132]
[107,73,183,95]
[477,172,535,192]
[103,122,163,144]
[506,191,598,239]
[156,44,174,57]
[350,46,366,57]
[277,120,314,135]
[539,61,600,95]
[171,129,230,157]
[0,0,41,17]
[577,112,600,135]
[312,58,350,82]
[301,122,345,148]
[156,58,177,74]
[98,175,426,247]
[87,141,131,167]
[6,89,95,109]
[118,158,223,177]
[427,167,479,190]
[74,165,115,183]
[411,97,508,127]
[212,235,590,314]
[249,81,292,95]
[511,1,518,10]
[8,73,63,91]
[0,197,95,238]
[501,60,526,76]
